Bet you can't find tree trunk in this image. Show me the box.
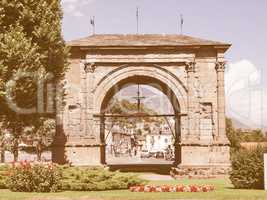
[36,141,42,162]
[13,139,19,162]
[0,146,5,163]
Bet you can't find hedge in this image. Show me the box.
[230,146,267,189]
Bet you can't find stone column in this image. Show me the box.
[215,61,228,142]
[84,62,96,138]
[185,62,199,141]
[80,61,87,135]
[99,115,106,164]
[174,115,181,165]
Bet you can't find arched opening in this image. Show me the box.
[99,75,182,166]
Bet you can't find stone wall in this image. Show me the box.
[54,44,230,172]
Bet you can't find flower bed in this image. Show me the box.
[7,161,62,192]
[130,185,215,192]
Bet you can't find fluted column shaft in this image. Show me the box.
[186,62,199,141]
[215,61,228,142]
[80,61,87,136]
[84,62,96,138]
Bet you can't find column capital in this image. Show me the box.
[185,61,196,73]
[83,62,96,73]
[215,61,226,72]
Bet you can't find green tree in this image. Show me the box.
[0,26,42,161]
[226,118,241,151]
[0,0,68,161]
[240,129,267,142]
[25,118,55,161]
[230,146,267,189]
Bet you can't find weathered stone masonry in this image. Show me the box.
[53,34,231,175]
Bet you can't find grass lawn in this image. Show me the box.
[0,177,266,200]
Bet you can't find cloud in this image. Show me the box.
[225,60,267,129]
[62,0,95,17]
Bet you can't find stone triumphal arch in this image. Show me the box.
[53,34,231,174]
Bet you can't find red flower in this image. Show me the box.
[202,186,208,192]
[189,185,198,192]
[176,185,185,192]
[161,185,170,192]
[150,186,156,192]
[130,186,135,192]
[129,184,214,193]
[11,161,16,168]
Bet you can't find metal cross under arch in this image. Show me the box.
[132,84,145,113]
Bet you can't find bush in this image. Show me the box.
[7,161,62,192]
[4,164,146,192]
[230,146,267,189]
[60,166,147,191]
[0,165,8,189]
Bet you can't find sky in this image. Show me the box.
[61,0,267,129]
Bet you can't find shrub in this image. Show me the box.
[0,165,8,189]
[230,146,267,189]
[5,164,146,192]
[7,161,62,192]
[60,167,147,191]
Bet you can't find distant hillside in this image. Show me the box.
[105,98,164,128]
[106,98,158,115]
[230,117,267,132]
[230,118,251,130]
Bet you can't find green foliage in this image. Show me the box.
[0,165,9,189]
[0,0,68,111]
[1,165,147,192]
[0,25,41,160]
[0,0,68,74]
[60,166,147,191]
[0,130,6,162]
[226,118,267,152]
[0,0,68,160]
[24,118,55,160]
[7,161,62,192]
[226,118,241,151]
[238,129,267,142]
[34,118,55,147]
[227,118,267,189]
[230,146,267,189]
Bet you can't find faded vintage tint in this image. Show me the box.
[53,34,231,177]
